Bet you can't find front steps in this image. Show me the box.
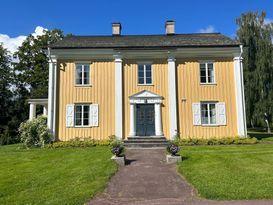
[123,136,169,148]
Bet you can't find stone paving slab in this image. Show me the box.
[89,149,273,205]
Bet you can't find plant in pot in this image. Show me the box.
[110,139,125,157]
[167,136,180,156]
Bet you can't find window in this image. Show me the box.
[138,64,152,85]
[200,62,215,84]
[75,64,90,85]
[75,105,90,126]
[201,103,216,125]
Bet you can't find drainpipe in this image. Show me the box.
[239,45,247,137]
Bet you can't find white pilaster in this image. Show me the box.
[47,57,57,137]
[168,56,178,139]
[155,103,163,136]
[43,105,48,116]
[114,55,123,139]
[129,103,136,136]
[234,55,247,137]
[29,103,36,120]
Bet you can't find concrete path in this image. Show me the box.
[89,149,273,205]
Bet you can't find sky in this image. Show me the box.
[0,0,272,53]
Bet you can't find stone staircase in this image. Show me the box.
[123,136,169,148]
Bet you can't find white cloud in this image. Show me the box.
[0,26,48,54]
[199,25,216,33]
[264,18,273,25]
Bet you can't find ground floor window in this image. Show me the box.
[75,105,90,126]
[201,102,216,125]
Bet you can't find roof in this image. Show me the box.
[50,33,240,49]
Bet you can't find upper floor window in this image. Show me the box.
[138,64,152,85]
[75,64,90,85]
[200,62,215,84]
[201,102,216,125]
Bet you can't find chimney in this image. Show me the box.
[165,20,175,35]
[112,22,121,36]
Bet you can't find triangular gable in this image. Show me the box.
[129,90,162,99]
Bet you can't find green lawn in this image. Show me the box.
[178,144,273,200]
[0,145,117,205]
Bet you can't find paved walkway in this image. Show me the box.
[89,149,273,205]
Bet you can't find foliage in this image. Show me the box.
[47,138,112,148]
[0,44,16,145]
[179,144,273,199]
[110,138,125,157]
[167,135,180,155]
[176,136,257,146]
[0,145,117,205]
[19,116,52,148]
[236,11,273,128]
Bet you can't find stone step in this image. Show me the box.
[124,142,169,148]
[124,139,168,143]
[127,136,166,140]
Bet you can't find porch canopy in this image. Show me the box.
[27,97,48,120]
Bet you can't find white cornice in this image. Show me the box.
[50,46,241,60]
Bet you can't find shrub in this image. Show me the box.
[19,116,52,148]
[177,136,258,146]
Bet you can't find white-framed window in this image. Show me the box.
[75,64,90,85]
[201,102,216,125]
[138,63,152,85]
[75,104,90,126]
[200,61,215,84]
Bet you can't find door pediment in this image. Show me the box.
[129,90,162,104]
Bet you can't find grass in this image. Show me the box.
[0,144,117,205]
[178,144,273,200]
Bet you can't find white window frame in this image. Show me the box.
[137,63,153,85]
[201,102,217,126]
[199,61,216,84]
[74,104,91,127]
[75,63,91,86]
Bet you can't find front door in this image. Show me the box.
[136,104,155,136]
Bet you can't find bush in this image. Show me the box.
[19,116,52,148]
[177,136,258,146]
[47,138,112,148]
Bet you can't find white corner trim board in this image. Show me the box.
[233,54,247,137]
[114,55,123,139]
[47,57,57,139]
[168,56,178,139]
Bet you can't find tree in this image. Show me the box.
[1,29,64,144]
[0,44,14,144]
[236,11,273,130]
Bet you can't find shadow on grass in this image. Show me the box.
[248,128,273,140]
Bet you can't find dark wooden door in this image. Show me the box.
[136,104,155,136]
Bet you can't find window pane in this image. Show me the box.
[146,77,152,84]
[76,65,82,84]
[201,104,208,124]
[200,64,207,83]
[75,105,82,126]
[83,66,90,85]
[207,63,214,83]
[146,70,152,78]
[83,105,89,126]
[209,104,216,124]
[138,77,144,84]
[145,64,151,72]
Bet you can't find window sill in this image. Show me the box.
[74,85,92,88]
[74,126,92,128]
[137,84,154,86]
[201,124,219,127]
[200,83,217,86]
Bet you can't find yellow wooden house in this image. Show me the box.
[29,21,247,142]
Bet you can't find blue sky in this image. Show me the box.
[0,0,272,52]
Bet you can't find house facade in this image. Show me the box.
[45,21,247,141]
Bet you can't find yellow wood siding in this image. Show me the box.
[56,60,115,141]
[123,60,170,139]
[177,58,237,138]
